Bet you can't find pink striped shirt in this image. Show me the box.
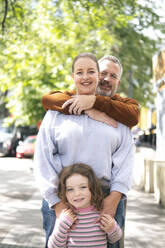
[48,206,122,248]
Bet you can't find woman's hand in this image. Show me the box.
[100,213,115,233]
[54,201,67,218]
[85,109,117,128]
[102,192,122,217]
[62,95,96,115]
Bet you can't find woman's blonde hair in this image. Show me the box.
[57,163,104,211]
[72,53,99,73]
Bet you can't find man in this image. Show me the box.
[38,55,139,248]
[42,56,139,129]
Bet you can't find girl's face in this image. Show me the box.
[72,57,99,95]
[66,173,92,209]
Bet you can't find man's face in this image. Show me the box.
[97,60,121,97]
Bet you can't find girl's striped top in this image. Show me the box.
[48,206,122,248]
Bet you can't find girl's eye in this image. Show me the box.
[81,186,87,189]
[88,70,95,74]
[67,188,73,192]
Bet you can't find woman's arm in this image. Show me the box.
[42,91,140,128]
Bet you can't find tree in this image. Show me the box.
[0,0,165,125]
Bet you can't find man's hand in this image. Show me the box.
[62,95,96,115]
[54,201,67,218]
[85,109,118,128]
[102,191,122,217]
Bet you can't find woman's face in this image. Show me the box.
[72,57,99,95]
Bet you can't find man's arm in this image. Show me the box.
[42,91,140,128]
[94,94,140,128]
[42,90,75,113]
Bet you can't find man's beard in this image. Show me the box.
[96,80,113,97]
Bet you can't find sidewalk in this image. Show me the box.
[125,186,165,248]
[1,152,165,248]
[125,147,165,248]
[0,158,45,248]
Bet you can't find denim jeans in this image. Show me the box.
[107,199,125,248]
[41,198,125,248]
[41,199,56,248]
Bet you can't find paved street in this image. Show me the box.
[0,157,44,248]
[125,188,165,248]
[0,152,165,248]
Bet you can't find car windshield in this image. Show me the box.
[24,137,36,144]
[0,124,13,135]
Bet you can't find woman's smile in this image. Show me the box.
[72,57,99,95]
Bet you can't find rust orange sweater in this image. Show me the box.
[42,90,140,128]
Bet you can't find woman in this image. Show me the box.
[34,53,134,248]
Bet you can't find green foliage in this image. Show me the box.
[0,0,164,125]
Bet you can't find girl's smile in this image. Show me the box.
[66,173,92,209]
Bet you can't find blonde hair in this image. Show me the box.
[57,163,104,211]
[72,53,100,73]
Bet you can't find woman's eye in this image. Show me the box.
[77,71,82,75]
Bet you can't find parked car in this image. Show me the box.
[0,124,14,156]
[0,123,38,156]
[16,135,37,158]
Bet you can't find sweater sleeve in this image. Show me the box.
[107,220,122,244]
[42,90,75,114]
[42,91,140,128]
[48,215,74,248]
[93,94,140,128]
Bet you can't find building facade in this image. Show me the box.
[153,49,165,160]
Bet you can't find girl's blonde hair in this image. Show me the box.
[57,163,104,211]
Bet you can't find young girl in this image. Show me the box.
[48,163,122,248]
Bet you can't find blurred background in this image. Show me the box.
[1,1,165,247]
[0,0,165,158]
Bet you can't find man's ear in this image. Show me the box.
[118,80,120,86]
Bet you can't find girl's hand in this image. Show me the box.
[100,214,115,233]
[61,208,77,223]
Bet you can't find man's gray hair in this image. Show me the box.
[98,55,123,78]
